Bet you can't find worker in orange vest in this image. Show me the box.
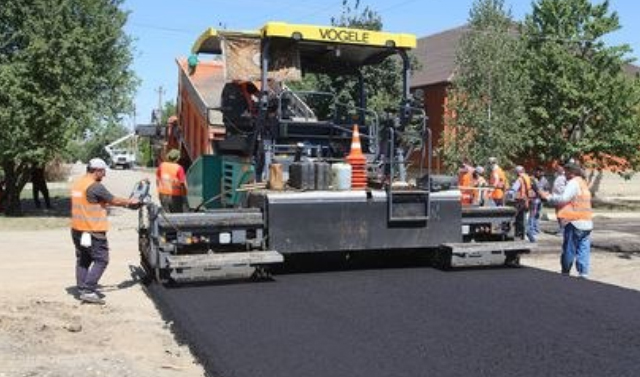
[488,157,508,206]
[71,158,140,304]
[508,165,533,240]
[472,166,488,206]
[528,166,551,242]
[457,159,474,205]
[156,149,187,213]
[540,162,593,278]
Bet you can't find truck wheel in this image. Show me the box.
[154,266,173,285]
[251,266,272,281]
[505,252,521,267]
[139,251,155,285]
[431,248,452,270]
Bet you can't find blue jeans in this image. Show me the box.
[561,223,591,276]
[527,199,542,242]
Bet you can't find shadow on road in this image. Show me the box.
[13,197,71,218]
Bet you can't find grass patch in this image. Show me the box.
[592,198,640,212]
[0,215,69,231]
[0,194,71,231]
[19,188,68,200]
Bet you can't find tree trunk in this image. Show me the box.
[587,169,604,198]
[3,179,23,216]
[1,160,31,217]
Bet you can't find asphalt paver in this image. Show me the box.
[149,264,640,377]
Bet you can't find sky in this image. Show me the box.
[122,0,640,128]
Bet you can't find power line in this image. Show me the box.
[128,22,196,35]
[377,0,422,14]
[126,1,421,36]
[296,1,344,22]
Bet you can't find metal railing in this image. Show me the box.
[386,107,431,224]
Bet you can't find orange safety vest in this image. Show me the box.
[516,173,533,200]
[157,162,185,196]
[557,177,593,221]
[490,166,508,200]
[71,175,109,232]
[458,169,474,205]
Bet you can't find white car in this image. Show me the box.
[109,149,136,169]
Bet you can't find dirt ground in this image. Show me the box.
[0,166,205,377]
[0,165,639,377]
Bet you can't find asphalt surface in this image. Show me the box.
[149,258,640,377]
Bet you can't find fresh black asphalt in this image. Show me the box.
[148,260,640,377]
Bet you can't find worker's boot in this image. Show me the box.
[79,291,105,305]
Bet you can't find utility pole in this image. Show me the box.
[150,86,167,168]
[132,103,137,130]
[155,86,166,125]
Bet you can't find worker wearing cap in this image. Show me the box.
[156,149,187,213]
[458,159,474,205]
[508,166,533,240]
[71,158,140,304]
[528,166,550,242]
[551,160,577,235]
[472,166,488,206]
[539,162,593,278]
[488,157,508,206]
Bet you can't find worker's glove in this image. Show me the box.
[127,198,142,210]
[538,191,550,202]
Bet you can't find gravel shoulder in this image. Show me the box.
[522,225,640,291]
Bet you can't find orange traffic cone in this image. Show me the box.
[346,124,367,190]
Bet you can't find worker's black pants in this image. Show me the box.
[514,202,528,240]
[71,229,109,293]
[33,182,51,209]
[159,194,187,213]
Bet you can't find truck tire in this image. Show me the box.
[504,251,521,267]
[431,248,452,270]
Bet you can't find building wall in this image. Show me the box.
[413,82,450,174]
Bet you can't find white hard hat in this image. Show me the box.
[88,158,108,170]
[515,165,525,174]
[488,157,497,164]
[475,166,485,174]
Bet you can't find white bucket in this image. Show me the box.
[331,163,352,190]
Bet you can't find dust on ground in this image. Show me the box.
[0,165,205,377]
[522,231,640,292]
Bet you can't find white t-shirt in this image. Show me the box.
[549,177,593,231]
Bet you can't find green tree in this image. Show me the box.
[160,100,177,126]
[0,0,136,215]
[291,1,421,148]
[444,0,531,173]
[67,123,130,163]
[138,100,176,167]
[329,0,401,113]
[523,0,640,170]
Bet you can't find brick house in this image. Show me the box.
[411,26,466,173]
[410,25,639,174]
